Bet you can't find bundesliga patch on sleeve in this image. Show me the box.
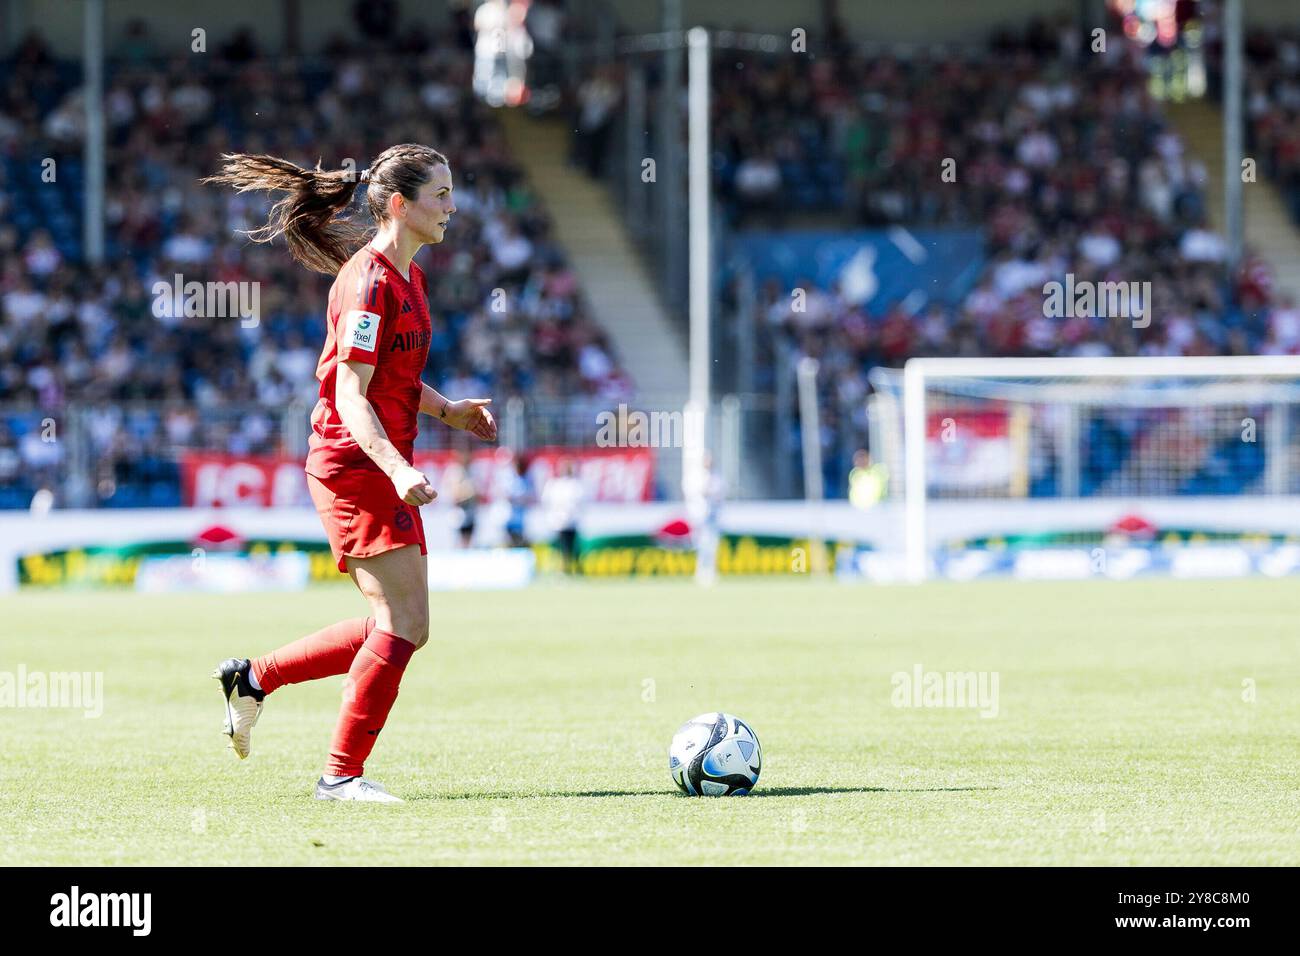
[342,309,381,353]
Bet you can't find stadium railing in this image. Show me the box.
[0,392,782,508]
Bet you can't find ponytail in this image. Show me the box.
[203,154,367,275]
[205,144,449,276]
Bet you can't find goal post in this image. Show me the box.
[887,356,1300,582]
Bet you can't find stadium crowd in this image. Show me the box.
[0,15,630,507]
[1239,28,1300,226]
[703,19,1300,495]
[5,8,1300,505]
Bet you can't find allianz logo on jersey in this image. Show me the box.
[390,329,430,353]
[50,886,151,936]
[341,310,430,353]
[152,274,260,328]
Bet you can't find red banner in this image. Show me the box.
[926,409,1016,492]
[181,446,655,508]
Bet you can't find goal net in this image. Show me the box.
[867,357,1300,581]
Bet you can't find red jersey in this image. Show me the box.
[305,246,432,480]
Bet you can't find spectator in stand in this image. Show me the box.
[573,63,621,178]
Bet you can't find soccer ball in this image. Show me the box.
[668,712,761,796]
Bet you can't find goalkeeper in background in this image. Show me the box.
[848,449,888,509]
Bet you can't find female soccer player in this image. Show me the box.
[205,145,496,802]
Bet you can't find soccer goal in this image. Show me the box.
[867,356,1300,582]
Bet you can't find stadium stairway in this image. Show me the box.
[497,110,689,399]
[1166,98,1300,302]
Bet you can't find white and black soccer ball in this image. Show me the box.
[668,712,761,796]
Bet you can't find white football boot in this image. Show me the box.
[212,658,264,759]
[314,776,404,803]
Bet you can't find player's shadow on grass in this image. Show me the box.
[751,785,998,797]
[416,785,998,801]
[415,789,670,800]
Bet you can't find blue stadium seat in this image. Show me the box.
[0,487,33,510]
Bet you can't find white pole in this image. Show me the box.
[83,0,105,264]
[684,26,710,506]
[796,356,827,575]
[661,0,684,309]
[1223,0,1244,272]
[796,357,823,502]
[1266,402,1287,495]
[504,395,525,451]
[720,393,741,496]
[903,360,927,583]
[625,62,647,230]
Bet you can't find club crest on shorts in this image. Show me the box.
[394,505,413,531]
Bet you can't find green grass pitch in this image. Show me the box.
[2,577,1297,865]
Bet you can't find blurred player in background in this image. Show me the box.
[444,448,479,548]
[543,458,584,573]
[685,451,727,586]
[847,449,888,510]
[205,144,496,802]
[504,452,536,548]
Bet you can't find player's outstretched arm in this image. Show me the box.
[420,382,497,442]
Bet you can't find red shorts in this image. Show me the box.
[307,469,426,573]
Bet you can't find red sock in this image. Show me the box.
[324,629,417,778]
[251,618,374,696]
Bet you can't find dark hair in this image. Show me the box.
[202,143,449,275]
